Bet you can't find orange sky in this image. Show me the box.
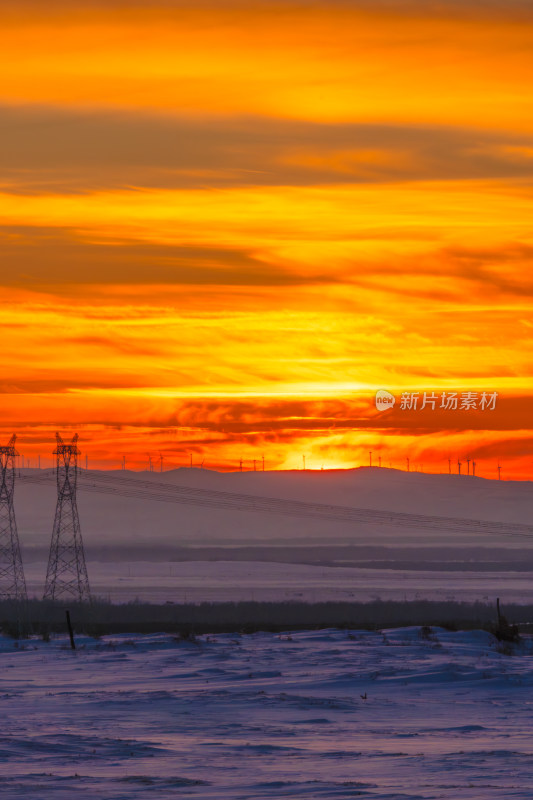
[1,0,532,477]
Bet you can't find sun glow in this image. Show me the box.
[1,0,532,477]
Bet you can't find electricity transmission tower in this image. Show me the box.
[0,435,27,600]
[43,433,91,602]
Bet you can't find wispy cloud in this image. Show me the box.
[0,0,532,475]
[2,108,533,195]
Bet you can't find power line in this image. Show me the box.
[21,469,533,541]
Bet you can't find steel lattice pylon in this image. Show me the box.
[43,433,91,602]
[0,435,27,600]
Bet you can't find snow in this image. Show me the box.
[5,468,533,796]
[18,558,533,605]
[1,627,533,798]
[14,467,533,603]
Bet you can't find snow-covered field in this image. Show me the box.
[16,467,533,603]
[2,627,533,799]
[20,559,533,605]
[5,467,532,797]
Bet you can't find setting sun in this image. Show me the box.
[1,0,532,477]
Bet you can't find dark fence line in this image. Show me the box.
[0,597,530,638]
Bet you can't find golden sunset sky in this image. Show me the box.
[1,0,532,476]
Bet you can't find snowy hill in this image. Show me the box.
[13,467,533,603]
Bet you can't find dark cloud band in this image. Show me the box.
[2,107,533,194]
